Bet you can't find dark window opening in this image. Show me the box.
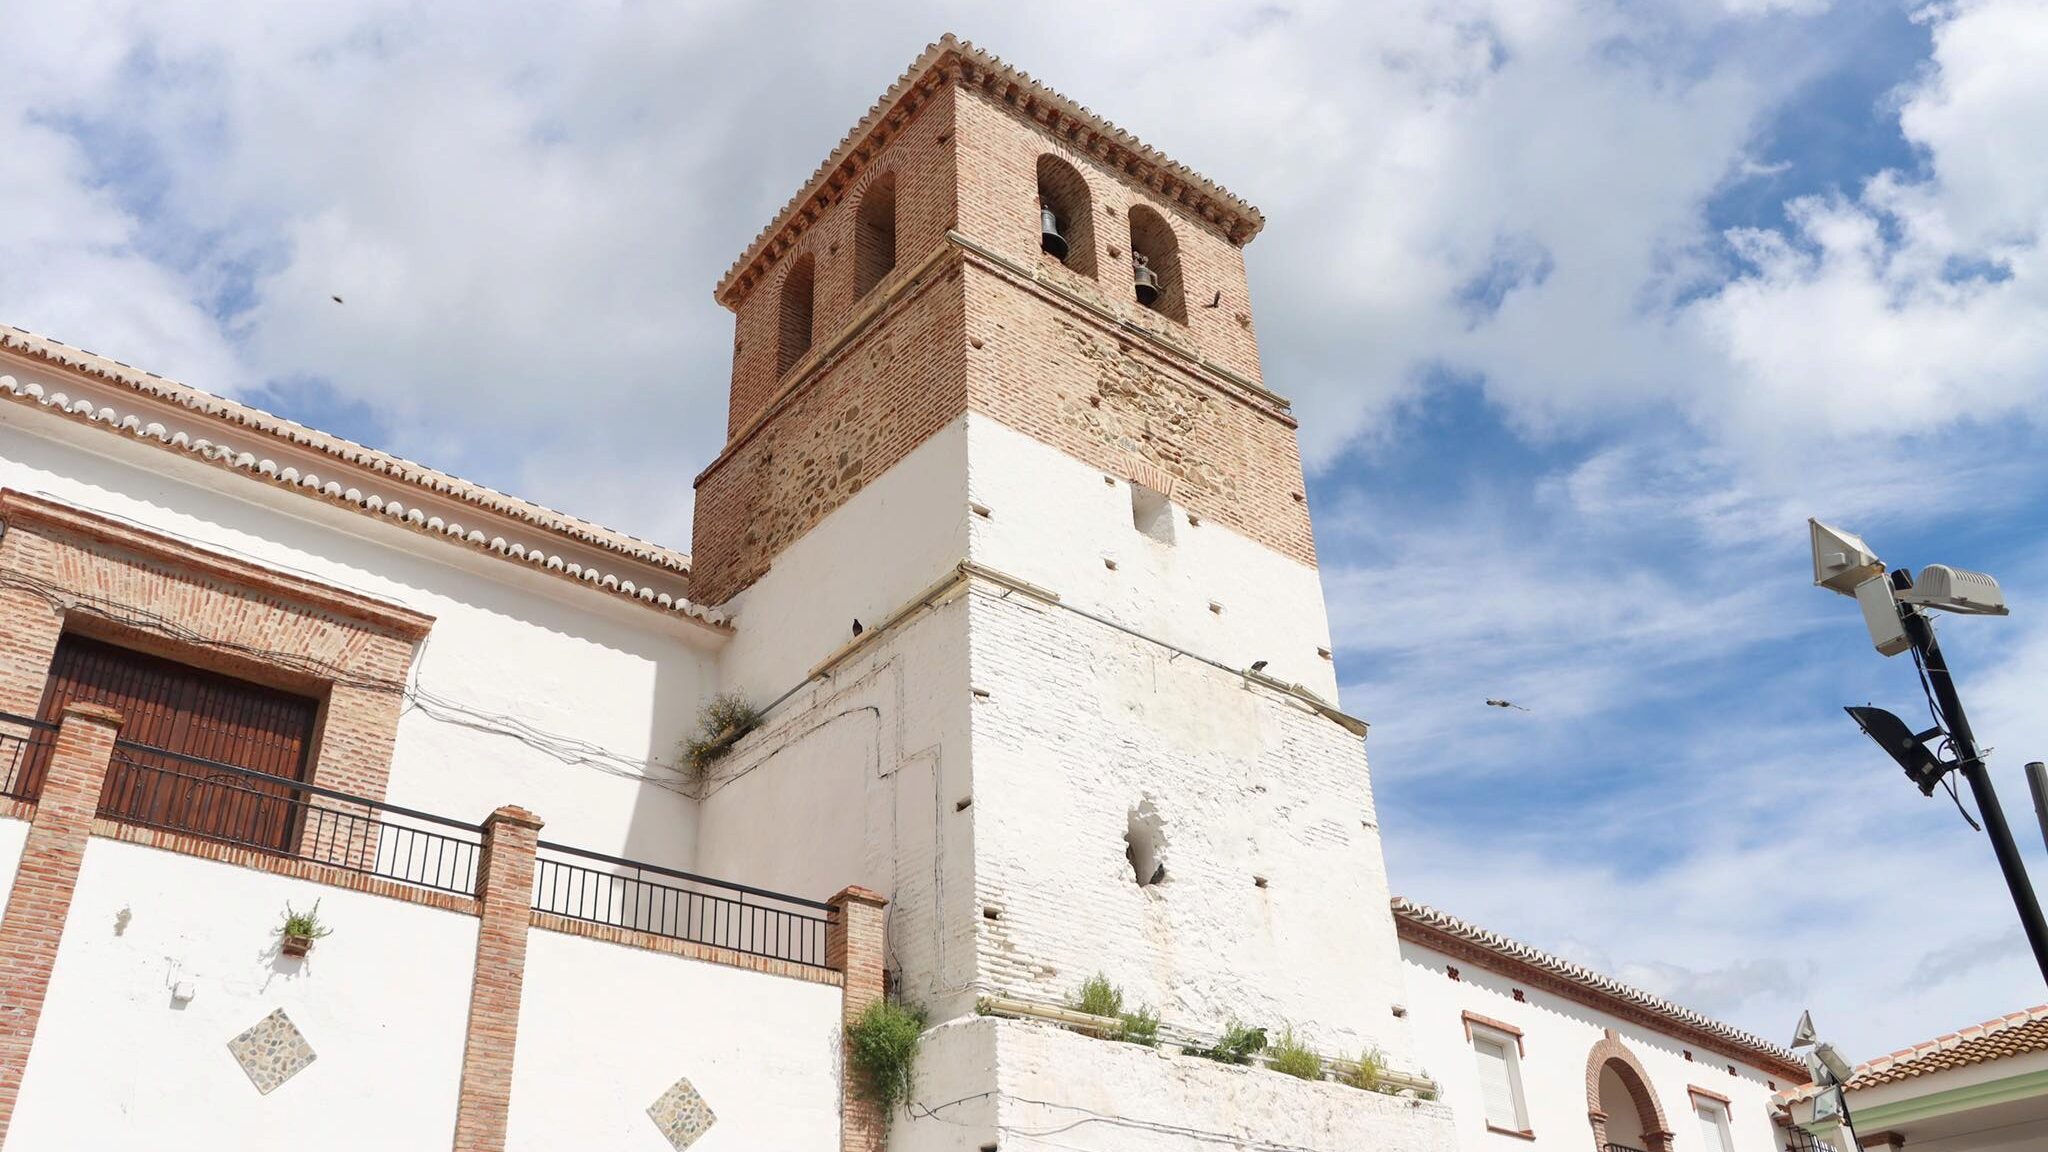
[855,173,898,299]
[1037,155,1097,277]
[1128,205,1186,322]
[777,253,817,377]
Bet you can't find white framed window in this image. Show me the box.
[1470,1024,1530,1133]
[1694,1099,1734,1152]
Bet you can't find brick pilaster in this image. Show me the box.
[451,805,543,1152]
[0,702,122,1145]
[829,885,890,1152]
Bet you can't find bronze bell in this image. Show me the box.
[1040,203,1070,260]
[1132,252,1160,306]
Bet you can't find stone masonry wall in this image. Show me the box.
[691,267,969,607]
[961,262,1316,568]
[723,85,959,440]
[951,85,1266,388]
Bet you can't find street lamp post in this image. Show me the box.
[1809,520,2048,988]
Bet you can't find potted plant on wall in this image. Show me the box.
[277,900,333,957]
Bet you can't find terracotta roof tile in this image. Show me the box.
[1779,1004,2048,1102]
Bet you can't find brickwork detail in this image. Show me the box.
[0,704,122,1144]
[1586,1030,1675,1152]
[694,53,1319,602]
[827,886,889,1152]
[0,490,426,802]
[452,805,544,1152]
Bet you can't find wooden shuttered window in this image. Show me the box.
[28,635,321,851]
[1473,1032,1525,1131]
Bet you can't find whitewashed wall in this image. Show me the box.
[897,1017,1460,1152]
[0,814,26,928]
[699,415,979,1013]
[964,414,1339,704]
[0,394,719,870]
[966,586,1404,1055]
[1399,940,1790,1152]
[6,838,476,1151]
[506,928,842,1152]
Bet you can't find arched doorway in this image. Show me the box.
[1586,1032,1674,1152]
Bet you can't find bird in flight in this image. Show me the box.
[331,295,344,304]
[1485,698,1530,712]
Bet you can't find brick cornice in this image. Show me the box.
[0,488,435,641]
[1396,905,1805,1082]
[716,34,1264,308]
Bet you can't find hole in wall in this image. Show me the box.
[1126,799,1168,887]
[1131,485,1175,545]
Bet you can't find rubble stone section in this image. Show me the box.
[0,704,122,1144]
[692,66,1316,606]
[226,1008,318,1095]
[451,805,544,1152]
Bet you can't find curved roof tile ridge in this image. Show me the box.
[1391,897,1798,1069]
[0,326,727,630]
[714,33,1266,306]
[0,326,692,574]
[1778,1003,2048,1101]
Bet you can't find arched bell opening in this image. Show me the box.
[1036,154,1097,277]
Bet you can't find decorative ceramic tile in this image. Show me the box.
[646,1076,717,1150]
[226,1008,317,1095]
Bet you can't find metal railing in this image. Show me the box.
[1605,1144,1650,1152]
[0,712,58,801]
[532,840,833,969]
[103,740,483,896]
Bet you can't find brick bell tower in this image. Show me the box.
[691,36,1453,1152]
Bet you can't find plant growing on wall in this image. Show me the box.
[1195,1020,1267,1065]
[277,900,332,957]
[1344,1045,1388,1092]
[847,998,926,1130]
[1071,973,1160,1047]
[681,692,762,784]
[1267,1026,1324,1081]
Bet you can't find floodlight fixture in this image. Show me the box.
[1809,1085,1842,1125]
[1814,1042,1855,1086]
[1845,706,1946,794]
[1790,1010,1818,1050]
[1811,519,1884,596]
[1897,564,2008,616]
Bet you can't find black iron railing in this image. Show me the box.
[1605,1144,1650,1152]
[532,840,833,969]
[104,740,483,896]
[0,712,58,801]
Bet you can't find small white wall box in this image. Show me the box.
[170,980,196,1003]
[1899,565,2009,616]
[1854,576,1911,657]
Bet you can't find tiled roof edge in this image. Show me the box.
[1777,1003,2048,1102]
[1392,897,1799,1070]
[0,336,728,631]
[713,33,1266,306]
[0,326,694,576]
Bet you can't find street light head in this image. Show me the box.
[1898,564,2009,616]
[1846,706,1946,794]
[1812,519,1885,596]
[1814,1041,1856,1086]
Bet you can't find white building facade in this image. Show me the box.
[0,33,1806,1152]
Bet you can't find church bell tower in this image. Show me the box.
[689,35,1456,1152]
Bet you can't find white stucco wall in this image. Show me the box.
[7,838,476,1151]
[1399,939,1790,1152]
[0,394,717,870]
[505,927,843,1152]
[0,813,26,928]
[898,1017,1459,1152]
[966,586,1405,1055]
[963,413,1339,703]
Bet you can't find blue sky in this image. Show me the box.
[4,0,2048,1060]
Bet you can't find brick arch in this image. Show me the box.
[1585,1031,1674,1152]
[851,168,898,299]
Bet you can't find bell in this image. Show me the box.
[1132,254,1160,306]
[1040,204,1070,260]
